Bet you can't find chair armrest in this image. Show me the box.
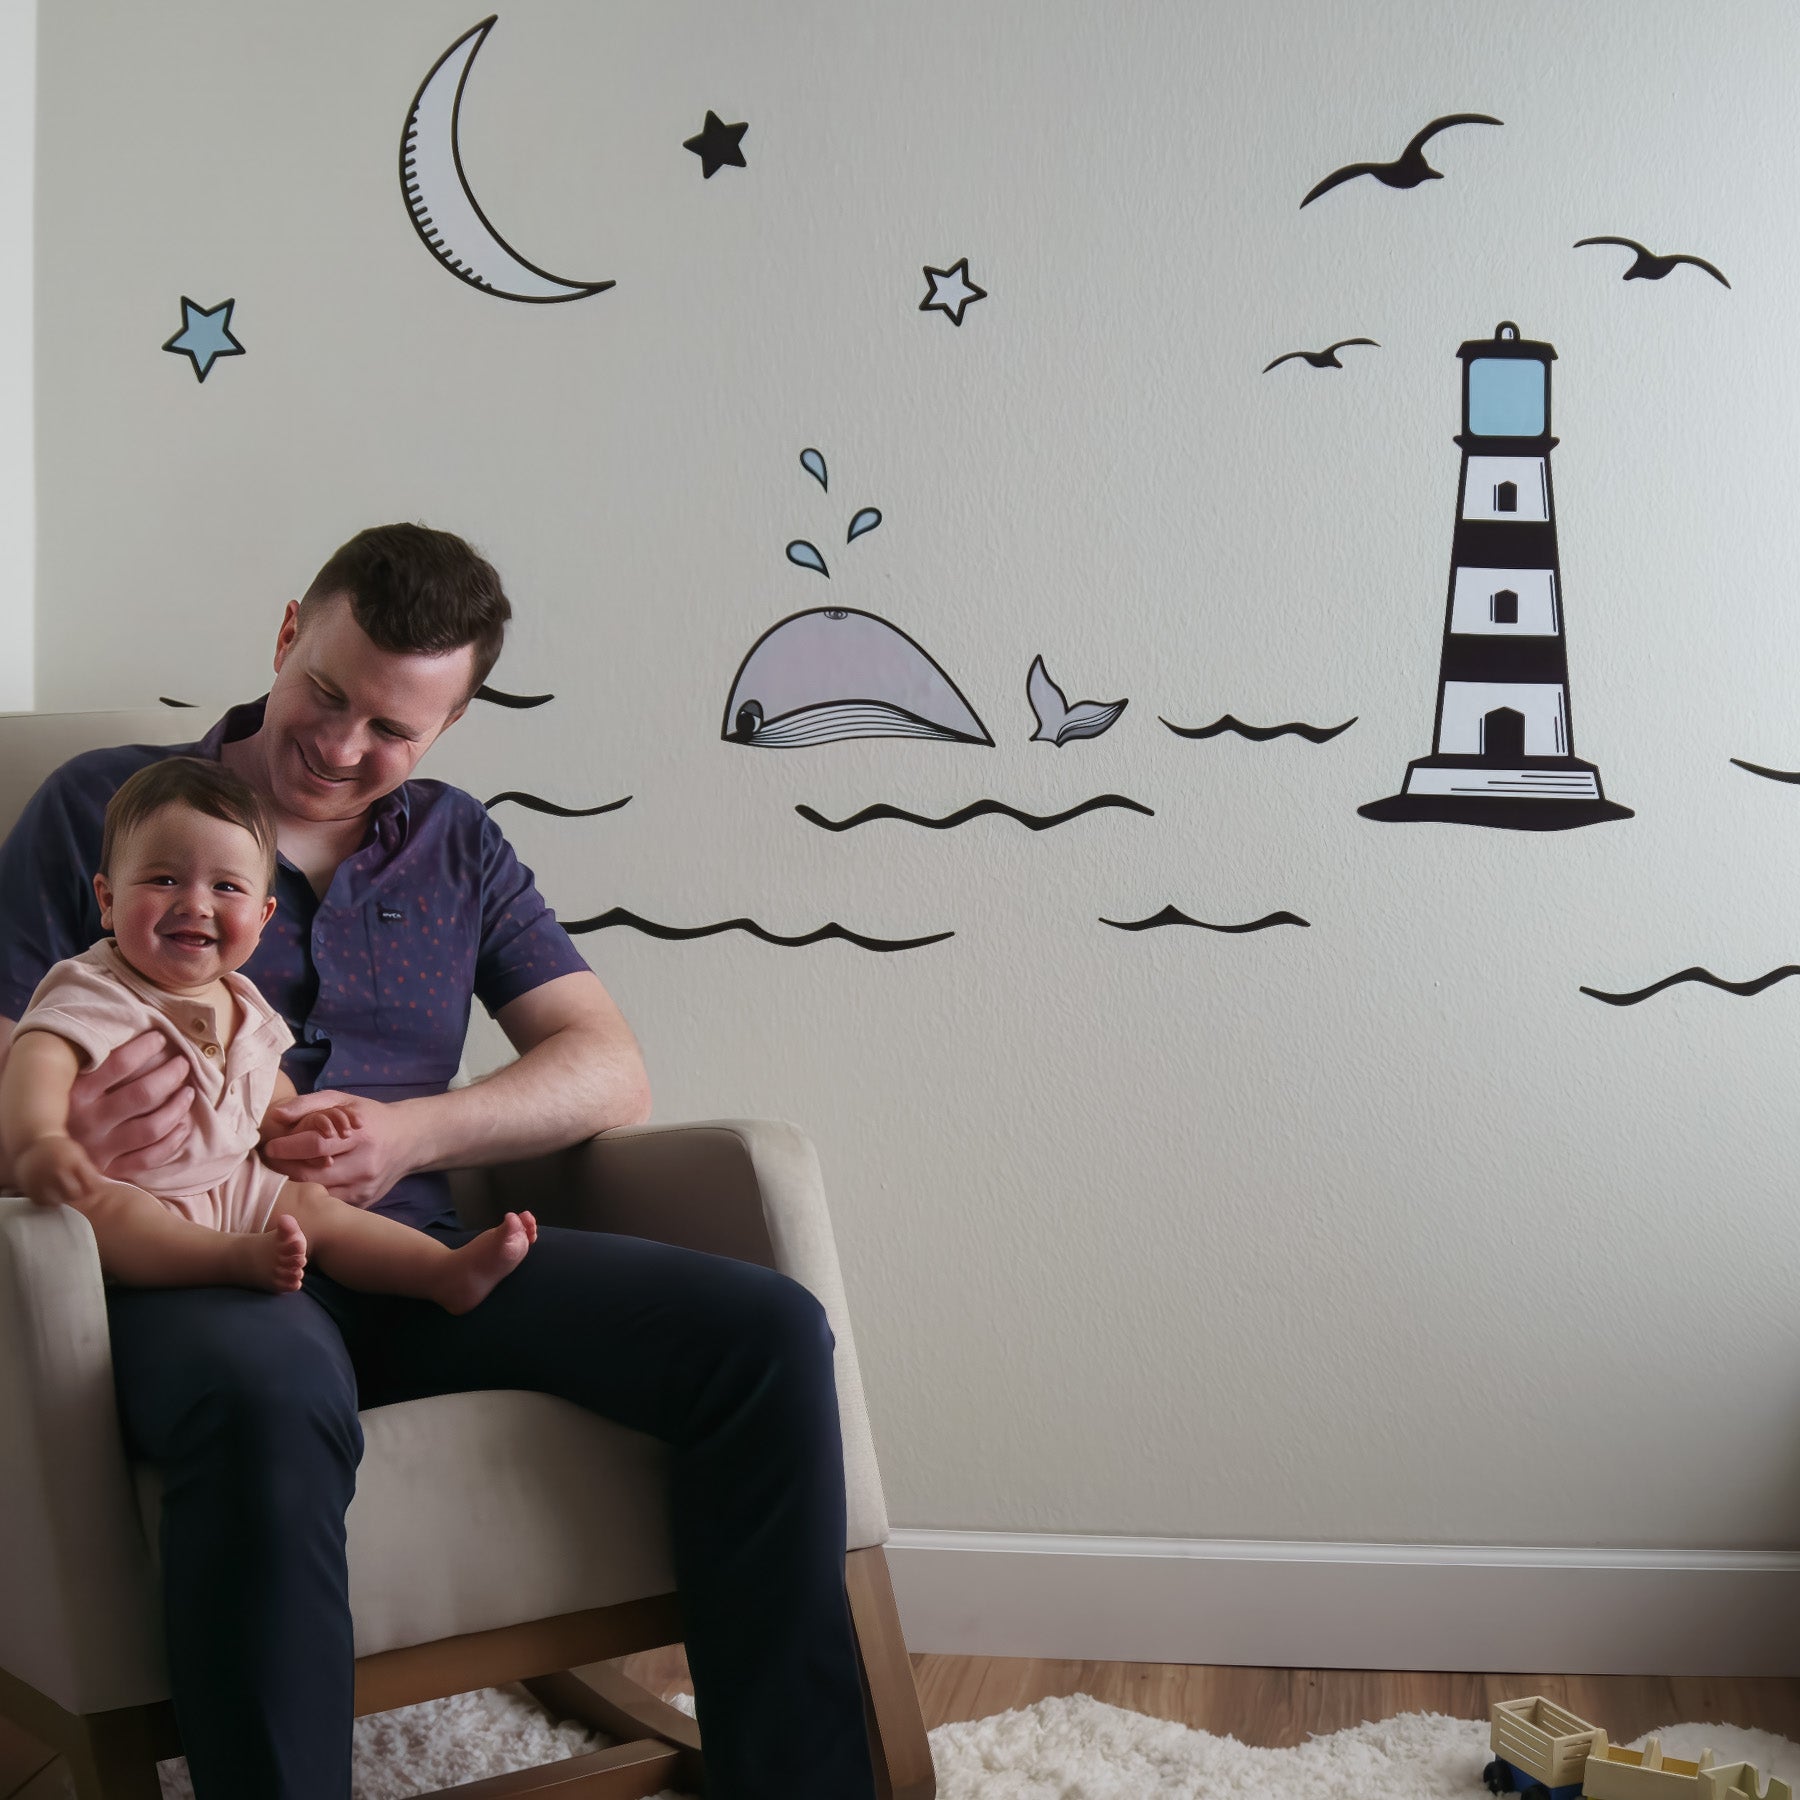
[451,1121,892,1550]
[0,1199,166,1712]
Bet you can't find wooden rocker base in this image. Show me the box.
[0,1545,934,1799]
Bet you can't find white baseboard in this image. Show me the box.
[884,1529,1800,1676]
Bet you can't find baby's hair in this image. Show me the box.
[100,758,280,889]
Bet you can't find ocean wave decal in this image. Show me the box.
[561,907,953,952]
[158,697,197,708]
[1730,758,1800,785]
[475,685,554,709]
[1580,966,1800,1006]
[1101,906,1311,933]
[1161,714,1356,744]
[797,795,1153,832]
[483,791,633,818]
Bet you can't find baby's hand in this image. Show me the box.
[16,1134,109,1209]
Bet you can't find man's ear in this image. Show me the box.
[92,871,113,930]
[272,600,302,673]
[444,701,469,731]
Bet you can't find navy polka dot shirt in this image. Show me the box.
[0,698,592,1229]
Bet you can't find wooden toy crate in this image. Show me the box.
[1491,1698,1604,1790]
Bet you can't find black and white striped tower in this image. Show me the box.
[1360,321,1631,831]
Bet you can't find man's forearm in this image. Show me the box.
[398,1025,652,1175]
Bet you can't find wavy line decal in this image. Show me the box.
[1160,714,1356,744]
[476,685,555,709]
[158,697,197,708]
[1580,966,1800,1007]
[483,791,632,818]
[1100,906,1311,934]
[561,907,954,953]
[1730,758,1800,785]
[797,795,1153,833]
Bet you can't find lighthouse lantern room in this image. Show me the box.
[1359,322,1632,831]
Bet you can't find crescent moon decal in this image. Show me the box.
[399,15,615,304]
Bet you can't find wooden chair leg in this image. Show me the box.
[526,1664,706,1796]
[846,1545,935,1800]
[64,1704,163,1800]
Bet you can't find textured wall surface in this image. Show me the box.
[33,0,1800,1547]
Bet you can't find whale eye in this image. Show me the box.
[824,608,848,619]
[733,700,764,741]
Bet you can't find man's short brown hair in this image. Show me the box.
[100,758,280,890]
[296,523,511,702]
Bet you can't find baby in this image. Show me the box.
[0,756,536,1310]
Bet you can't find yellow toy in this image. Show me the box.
[1485,1699,1791,1800]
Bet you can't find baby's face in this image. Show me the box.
[95,804,277,993]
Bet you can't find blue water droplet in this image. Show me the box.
[800,448,827,490]
[786,540,830,577]
[846,507,882,544]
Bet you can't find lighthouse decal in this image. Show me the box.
[1360,322,1632,832]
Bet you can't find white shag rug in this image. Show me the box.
[122,1689,1800,1800]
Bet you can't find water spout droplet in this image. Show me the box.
[799,448,827,490]
[846,507,882,544]
[786,540,830,577]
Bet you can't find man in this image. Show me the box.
[0,523,878,1799]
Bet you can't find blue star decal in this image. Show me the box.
[162,297,245,383]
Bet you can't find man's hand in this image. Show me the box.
[260,1091,423,1208]
[16,1133,109,1208]
[67,1030,198,1182]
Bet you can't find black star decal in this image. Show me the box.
[684,111,749,179]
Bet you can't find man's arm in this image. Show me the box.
[260,969,651,1204]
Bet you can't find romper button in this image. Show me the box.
[203,1043,220,1058]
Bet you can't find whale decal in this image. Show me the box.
[723,607,993,748]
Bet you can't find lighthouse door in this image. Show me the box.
[1481,706,1526,758]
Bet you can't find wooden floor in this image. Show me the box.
[6,1652,1798,1796]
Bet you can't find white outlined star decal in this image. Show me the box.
[920,257,987,327]
[162,297,245,382]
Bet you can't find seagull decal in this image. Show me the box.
[1574,236,1730,288]
[1301,114,1502,209]
[1263,337,1379,373]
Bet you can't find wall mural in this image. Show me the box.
[400,16,615,303]
[162,298,245,383]
[1359,322,1634,832]
[145,38,1759,973]
[1299,114,1501,207]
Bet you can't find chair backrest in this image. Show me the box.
[0,708,202,839]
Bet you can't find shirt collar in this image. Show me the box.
[196,694,412,843]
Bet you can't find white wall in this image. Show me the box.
[1,0,33,710]
[30,0,1800,1565]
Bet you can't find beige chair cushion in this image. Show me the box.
[136,1391,679,1659]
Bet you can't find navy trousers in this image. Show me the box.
[103,1218,879,1800]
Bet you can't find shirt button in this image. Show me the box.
[203,1044,220,1059]
[191,1018,207,1033]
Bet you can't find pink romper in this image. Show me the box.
[13,940,296,1233]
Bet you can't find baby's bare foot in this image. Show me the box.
[238,1214,307,1293]
[436,1210,536,1315]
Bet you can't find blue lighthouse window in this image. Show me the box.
[1468,357,1545,436]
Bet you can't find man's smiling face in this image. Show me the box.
[260,593,476,825]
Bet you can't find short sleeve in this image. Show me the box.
[0,756,115,1020]
[11,959,145,1072]
[472,809,592,1017]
